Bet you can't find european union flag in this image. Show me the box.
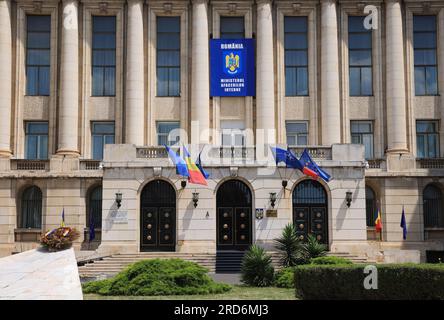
[400,206,407,240]
[165,145,189,177]
[300,149,331,182]
[270,147,303,170]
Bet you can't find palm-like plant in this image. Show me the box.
[274,224,303,267]
[241,245,275,287]
[300,234,328,261]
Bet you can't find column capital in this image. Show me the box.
[256,0,273,6]
[127,0,144,4]
[385,0,402,4]
[320,0,337,4]
[191,0,208,5]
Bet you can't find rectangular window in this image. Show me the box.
[416,120,439,158]
[284,16,308,96]
[221,120,246,146]
[92,16,116,96]
[351,121,374,159]
[413,16,438,96]
[91,122,115,160]
[26,15,51,96]
[25,122,48,160]
[349,16,373,96]
[220,16,245,39]
[286,121,308,146]
[157,17,180,97]
[157,122,180,146]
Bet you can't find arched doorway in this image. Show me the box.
[216,180,252,251]
[140,180,176,251]
[292,179,328,244]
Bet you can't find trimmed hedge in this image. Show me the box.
[274,268,294,288]
[82,259,231,296]
[310,256,353,265]
[294,264,444,300]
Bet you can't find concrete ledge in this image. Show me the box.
[0,248,83,300]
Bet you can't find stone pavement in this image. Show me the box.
[0,248,83,300]
[210,273,242,285]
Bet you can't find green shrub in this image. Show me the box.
[294,264,444,300]
[310,256,353,265]
[274,224,304,267]
[300,234,327,261]
[241,245,275,287]
[82,258,231,296]
[274,268,294,288]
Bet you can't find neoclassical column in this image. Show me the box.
[320,0,341,146]
[256,0,276,144]
[191,0,210,144]
[58,0,80,155]
[385,0,407,153]
[125,0,145,145]
[0,0,12,157]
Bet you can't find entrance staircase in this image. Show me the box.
[78,253,216,280]
[78,251,372,279]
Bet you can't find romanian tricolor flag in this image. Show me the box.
[183,146,208,186]
[375,207,383,232]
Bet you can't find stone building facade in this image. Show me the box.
[0,0,444,263]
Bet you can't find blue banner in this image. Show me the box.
[210,39,255,97]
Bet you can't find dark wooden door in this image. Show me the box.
[140,180,176,251]
[293,180,328,244]
[217,180,252,250]
[217,207,251,250]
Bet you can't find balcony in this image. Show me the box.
[366,159,386,169]
[288,146,332,160]
[80,160,102,170]
[417,158,444,169]
[11,160,49,171]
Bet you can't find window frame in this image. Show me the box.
[285,121,309,146]
[91,15,117,97]
[423,184,444,229]
[24,121,49,160]
[348,16,373,97]
[416,120,440,159]
[350,120,374,159]
[156,16,181,97]
[284,16,309,97]
[91,121,115,160]
[25,15,51,96]
[19,186,43,229]
[413,15,438,96]
[156,121,181,146]
[220,16,245,39]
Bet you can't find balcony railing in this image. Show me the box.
[417,158,444,169]
[80,160,102,170]
[209,146,256,161]
[288,146,332,160]
[11,160,49,171]
[136,146,169,159]
[367,159,385,169]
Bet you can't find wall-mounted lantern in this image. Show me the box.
[282,180,288,189]
[192,192,199,208]
[270,192,277,208]
[346,191,353,208]
[115,192,122,209]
